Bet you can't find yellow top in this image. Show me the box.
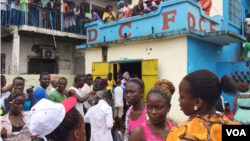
[107,79,116,91]
[103,11,116,23]
[166,113,241,141]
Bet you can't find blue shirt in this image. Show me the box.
[33,86,49,101]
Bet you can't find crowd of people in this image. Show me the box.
[1,69,249,141]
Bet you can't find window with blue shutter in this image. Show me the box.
[229,0,242,27]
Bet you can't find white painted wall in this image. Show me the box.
[1,37,82,75]
[85,36,188,123]
[210,0,223,17]
[85,48,103,74]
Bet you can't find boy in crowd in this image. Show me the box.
[81,74,94,141]
[49,80,57,94]
[34,72,51,101]
[107,73,116,91]
[112,79,125,132]
[93,77,101,91]
[68,75,96,117]
[49,77,68,103]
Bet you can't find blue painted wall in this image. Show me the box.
[187,36,222,74]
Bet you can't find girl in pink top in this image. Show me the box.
[224,102,233,120]
[128,79,176,141]
[124,78,147,141]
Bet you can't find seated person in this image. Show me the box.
[132,0,144,16]
[85,9,101,22]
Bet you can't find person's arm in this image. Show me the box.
[128,126,145,141]
[30,94,38,108]
[1,84,12,93]
[68,89,95,103]
[233,95,238,116]
[111,11,116,21]
[117,11,124,20]
[63,90,69,97]
[106,107,113,129]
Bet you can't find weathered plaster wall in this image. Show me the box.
[1,37,83,74]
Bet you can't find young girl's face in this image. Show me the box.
[76,6,79,10]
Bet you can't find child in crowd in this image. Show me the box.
[50,80,58,94]
[107,73,116,91]
[224,101,233,120]
[68,2,76,32]
[112,79,125,132]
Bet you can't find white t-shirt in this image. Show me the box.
[1,84,11,109]
[11,1,20,10]
[144,3,154,11]
[81,84,93,111]
[245,18,250,25]
[123,5,133,12]
[112,86,125,107]
[84,100,113,141]
[74,8,80,15]
[68,87,84,117]
[1,0,7,11]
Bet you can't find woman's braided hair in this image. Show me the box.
[45,108,83,141]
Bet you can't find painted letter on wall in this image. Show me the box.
[188,12,195,29]
[119,23,132,39]
[199,18,206,32]
[88,29,98,42]
[162,10,177,30]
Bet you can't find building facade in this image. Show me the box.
[77,0,249,123]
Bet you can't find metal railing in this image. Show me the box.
[1,1,85,35]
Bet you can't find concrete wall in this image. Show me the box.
[3,74,75,95]
[1,37,82,75]
[85,36,188,124]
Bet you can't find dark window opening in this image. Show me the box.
[120,62,142,79]
[28,58,57,74]
[1,54,5,74]
[113,64,117,81]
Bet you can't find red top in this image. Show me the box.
[199,0,212,15]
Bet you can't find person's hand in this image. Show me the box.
[14,89,21,93]
[1,127,7,138]
[89,91,96,95]
[63,90,69,97]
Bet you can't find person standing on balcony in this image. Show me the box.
[117,0,132,20]
[84,9,101,22]
[11,0,21,24]
[103,4,116,23]
[198,0,212,15]
[244,14,250,42]
[28,0,41,26]
[79,2,85,34]
[74,5,80,33]
[132,0,144,16]
[63,0,68,31]
[68,2,76,32]
[143,0,154,13]
[84,5,90,19]
[51,0,61,29]
[1,0,8,25]
[117,0,124,19]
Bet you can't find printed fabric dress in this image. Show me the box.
[234,92,250,125]
[166,113,241,141]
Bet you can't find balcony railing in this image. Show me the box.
[1,1,85,35]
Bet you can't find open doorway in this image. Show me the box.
[120,62,142,79]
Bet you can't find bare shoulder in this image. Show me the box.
[128,126,144,141]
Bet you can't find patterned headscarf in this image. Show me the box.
[123,71,131,80]
[148,79,175,104]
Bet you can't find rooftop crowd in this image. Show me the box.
[1,68,249,141]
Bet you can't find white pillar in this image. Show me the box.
[89,0,92,19]
[11,27,20,75]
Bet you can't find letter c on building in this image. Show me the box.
[119,23,132,39]
[88,29,98,42]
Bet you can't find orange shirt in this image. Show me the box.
[166,113,240,141]
[199,0,212,15]
[63,2,68,13]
